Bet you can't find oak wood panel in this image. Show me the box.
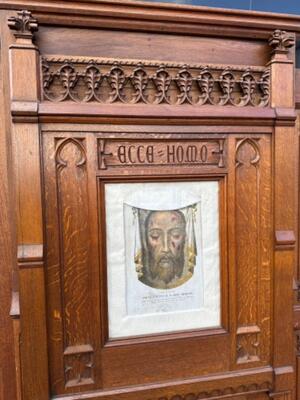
[41,127,275,397]
[18,267,48,399]
[37,27,270,67]
[234,135,272,366]
[46,367,273,400]
[101,333,230,388]
[43,130,232,395]
[43,133,102,395]
[226,133,272,371]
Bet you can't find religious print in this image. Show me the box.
[105,181,221,339]
[132,205,198,290]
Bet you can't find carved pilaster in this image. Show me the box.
[7,10,49,400]
[268,26,296,398]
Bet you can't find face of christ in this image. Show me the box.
[143,210,186,287]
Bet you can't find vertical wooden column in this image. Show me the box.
[268,30,297,400]
[8,10,49,400]
[0,10,18,400]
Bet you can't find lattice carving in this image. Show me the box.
[41,57,270,107]
[7,10,38,39]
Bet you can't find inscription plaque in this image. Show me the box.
[98,139,225,170]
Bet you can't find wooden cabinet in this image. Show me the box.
[0,2,299,400]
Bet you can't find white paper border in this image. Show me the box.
[105,181,221,338]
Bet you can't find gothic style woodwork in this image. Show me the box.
[7,9,38,39]
[1,2,299,400]
[233,136,271,366]
[97,137,226,171]
[42,57,270,107]
[43,135,99,393]
[269,30,295,56]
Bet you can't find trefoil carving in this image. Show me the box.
[235,138,260,168]
[55,138,86,171]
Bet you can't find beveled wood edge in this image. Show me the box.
[17,243,43,268]
[236,325,261,335]
[10,102,298,126]
[38,103,278,120]
[275,230,296,251]
[2,0,300,38]
[9,291,20,319]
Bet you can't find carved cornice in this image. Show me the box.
[3,1,300,39]
[41,57,270,107]
[7,10,38,40]
[269,30,295,56]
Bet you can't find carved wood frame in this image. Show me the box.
[98,174,229,347]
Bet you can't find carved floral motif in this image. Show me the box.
[7,10,38,39]
[269,30,295,55]
[42,57,270,107]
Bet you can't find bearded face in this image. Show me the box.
[142,210,186,288]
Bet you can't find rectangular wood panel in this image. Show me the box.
[42,128,272,397]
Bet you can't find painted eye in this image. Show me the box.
[150,234,159,240]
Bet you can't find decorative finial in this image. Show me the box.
[269,29,295,56]
[7,10,38,40]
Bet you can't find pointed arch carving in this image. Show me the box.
[55,138,86,170]
[235,138,260,168]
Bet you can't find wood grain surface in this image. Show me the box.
[0,2,299,400]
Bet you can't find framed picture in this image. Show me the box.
[103,179,222,339]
